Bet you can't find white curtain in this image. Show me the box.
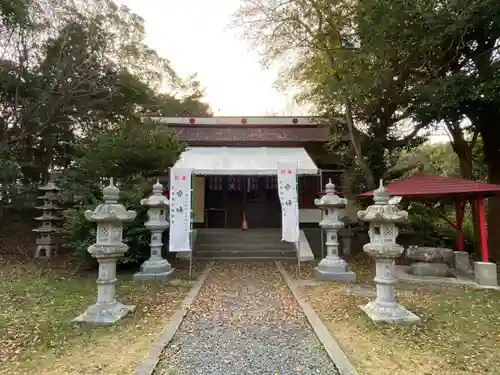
[168,168,192,252]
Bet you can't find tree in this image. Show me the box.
[61,118,185,265]
[0,0,212,222]
[354,0,500,258]
[234,0,426,191]
[398,140,487,182]
[0,0,210,181]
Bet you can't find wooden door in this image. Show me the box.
[245,176,281,228]
[204,176,244,228]
[204,175,282,228]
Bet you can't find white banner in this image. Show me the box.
[169,168,192,253]
[277,163,299,243]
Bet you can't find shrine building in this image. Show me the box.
[155,116,355,229]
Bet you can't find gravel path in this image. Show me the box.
[154,262,339,375]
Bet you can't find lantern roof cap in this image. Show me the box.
[141,180,170,207]
[38,181,60,191]
[103,178,119,203]
[357,180,408,223]
[373,179,390,204]
[325,179,335,193]
[84,177,136,222]
[314,179,347,208]
[152,179,163,193]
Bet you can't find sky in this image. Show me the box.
[111,0,449,143]
[114,0,299,116]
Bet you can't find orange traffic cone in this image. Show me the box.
[241,212,248,230]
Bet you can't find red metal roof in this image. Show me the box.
[359,174,500,199]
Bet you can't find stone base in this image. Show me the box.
[454,251,471,273]
[314,266,356,282]
[410,262,451,277]
[133,267,175,281]
[360,301,420,325]
[73,301,135,324]
[474,261,498,287]
[35,244,57,259]
[133,259,175,281]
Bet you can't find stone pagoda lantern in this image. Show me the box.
[314,179,356,282]
[74,178,137,324]
[357,180,420,324]
[134,179,174,281]
[33,177,62,258]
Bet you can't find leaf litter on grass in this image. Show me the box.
[0,261,200,375]
[300,277,500,375]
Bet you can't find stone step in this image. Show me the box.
[194,249,296,258]
[194,256,298,261]
[196,232,284,241]
[193,229,294,260]
[197,229,282,233]
[196,242,294,251]
[196,237,285,244]
[196,237,292,245]
[197,229,281,235]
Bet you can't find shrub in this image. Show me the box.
[59,119,184,266]
[406,202,475,253]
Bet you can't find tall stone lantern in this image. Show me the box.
[33,178,62,258]
[314,179,356,282]
[133,179,174,281]
[357,180,420,324]
[74,178,137,324]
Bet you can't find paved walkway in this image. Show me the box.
[155,262,339,375]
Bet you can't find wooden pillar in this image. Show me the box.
[476,196,489,262]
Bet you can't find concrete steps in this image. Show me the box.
[193,229,296,261]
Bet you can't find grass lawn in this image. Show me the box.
[0,259,201,375]
[292,256,500,375]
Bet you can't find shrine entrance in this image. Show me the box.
[204,175,282,228]
[171,146,320,229]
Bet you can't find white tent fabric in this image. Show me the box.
[172,147,318,175]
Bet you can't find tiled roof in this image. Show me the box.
[359,174,500,199]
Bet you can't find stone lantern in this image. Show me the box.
[133,179,174,281]
[74,178,137,324]
[357,180,420,324]
[314,179,356,282]
[33,177,62,258]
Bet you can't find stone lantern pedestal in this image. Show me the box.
[357,181,420,325]
[314,180,356,282]
[134,180,175,281]
[74,178,137,324]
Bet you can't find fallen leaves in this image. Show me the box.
[0,260,198,375]
[296,259,500,375]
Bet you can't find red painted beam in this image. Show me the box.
[477,196,489,262]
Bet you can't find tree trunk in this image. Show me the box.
[477,118,500,261]
[344,100,376,189]
[485,157,500,261]
[447,123,482,255]
[457,156,481,255]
